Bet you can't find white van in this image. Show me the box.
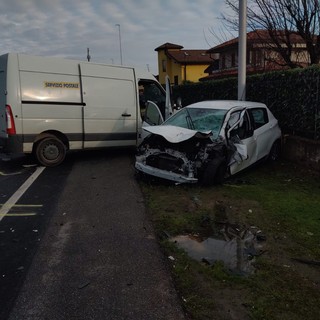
[0,53,170,166]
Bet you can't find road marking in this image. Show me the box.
[0,213,37,217]
[0,166,45,222]
[0,204,43,208]
[0,171,23,176]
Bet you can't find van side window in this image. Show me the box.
[138,80,166,120]
[144,101,163,125]
[249,108,269,129]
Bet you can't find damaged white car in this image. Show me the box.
[135,100,281,184]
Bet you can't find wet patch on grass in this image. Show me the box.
[139,161,320,320]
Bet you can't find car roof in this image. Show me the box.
[185,100,267,110]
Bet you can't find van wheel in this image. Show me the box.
[35,137,66,167]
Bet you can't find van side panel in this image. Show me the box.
[1,53,162,161]
[80,63,137,148]
[20,71,81,103]
[17,55,84,152]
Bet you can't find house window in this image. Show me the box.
[162,60,167,72]
[231,53,236,67]
[221,55,226,69]
[251,50,262,66]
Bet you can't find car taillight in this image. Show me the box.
[5,105,16,135]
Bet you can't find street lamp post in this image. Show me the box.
[238,0,247,101]
[115,24,123,65]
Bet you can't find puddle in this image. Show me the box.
[170,227,264,275]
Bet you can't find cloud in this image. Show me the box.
[0,0,229,74]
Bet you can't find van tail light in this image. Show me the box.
[5,105,16,135]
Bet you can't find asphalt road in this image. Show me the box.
[0,150,186,320]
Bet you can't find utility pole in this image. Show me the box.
[238,0,247,101]
[184,52,189,82]
[115,24,123,65]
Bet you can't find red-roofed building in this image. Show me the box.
[155,43,216,85]
[201,30,310,81]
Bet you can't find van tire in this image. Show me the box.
[35,137,66,167]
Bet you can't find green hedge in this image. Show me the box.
[173,66,320,140]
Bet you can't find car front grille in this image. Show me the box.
[146,153,184,173]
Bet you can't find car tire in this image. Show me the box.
[201,159,227,186]
[35,136,66,167]
[268,140,281,162]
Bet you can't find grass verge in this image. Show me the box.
[139,161,320,320]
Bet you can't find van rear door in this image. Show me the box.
[80,63,137,148]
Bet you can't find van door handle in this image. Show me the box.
[122,113,131,117]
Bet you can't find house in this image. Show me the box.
[155,43,215,86]
[201,30,310,81]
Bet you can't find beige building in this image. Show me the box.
[202,30,310,81]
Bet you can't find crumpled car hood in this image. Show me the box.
[143,125,212,143]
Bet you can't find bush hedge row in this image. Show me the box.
[172,66,320,140]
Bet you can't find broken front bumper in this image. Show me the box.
[135,161,198,184]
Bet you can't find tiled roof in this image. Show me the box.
[155,42,215,64]
[166,49,213,64]
[207,30,306,53]
[155,43,183,51]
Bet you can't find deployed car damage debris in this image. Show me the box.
[135,100,281,185]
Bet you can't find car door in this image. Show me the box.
[224,109,257,175]
[248,107,276,161]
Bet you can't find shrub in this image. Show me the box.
[173,66,320,139]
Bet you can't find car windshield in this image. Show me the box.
[163,107,227,139]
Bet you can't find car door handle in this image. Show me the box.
[122,113,131,117]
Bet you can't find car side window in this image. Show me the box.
[249,108,269,129]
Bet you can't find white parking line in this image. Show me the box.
[0,166,45,222]
[0,171,23,176]
[0,213,38,217]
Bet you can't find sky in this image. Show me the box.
[0,0,234,75]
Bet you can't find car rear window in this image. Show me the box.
[249,108,269,129]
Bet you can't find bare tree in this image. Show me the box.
[222,0,320,68]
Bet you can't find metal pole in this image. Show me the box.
[238,0,247,101]
[115,24,123,65]
[87,48,91,62]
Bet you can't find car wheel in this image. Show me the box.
[35,136,66,167]
[268,140,281,162]
[201,159,227,186]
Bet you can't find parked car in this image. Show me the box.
[135,100,281,184]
